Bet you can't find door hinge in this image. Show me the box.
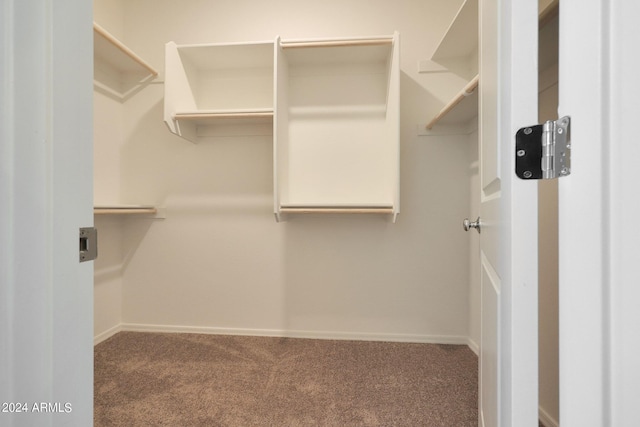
[515,116,571,180]
[79,227,98,262]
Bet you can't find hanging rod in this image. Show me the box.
[281,38,393,49]
[426,74,479,130]
[174,110,274,120]
[93,22,158,77]
[279,205,394,214]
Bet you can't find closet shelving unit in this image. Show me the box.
[93,23,161,217]
[164,41,275,143]
[93,22,158,101]
[163,33,401,222]
[423,0,479,129]
[274,33,401,222]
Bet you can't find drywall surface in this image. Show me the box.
[94,89,124,205]
[93,0,125,40]
[93,216,124,342]
[93,0,127,342]
[115,0,472,342]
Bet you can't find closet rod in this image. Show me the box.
[281,39,392,49]
[175,111,274,120]
[94,207,158,215]
[93,22,158,77]
[279,207,394,214]
[426,74,479,130]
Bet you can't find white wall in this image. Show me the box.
[93,0,126,342]
[93,217,124,342]
[94,0,474,343]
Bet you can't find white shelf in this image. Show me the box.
[431,0,478,62]
[420,0,478,79]
[420,0,479,129]
[94,205,164,218]
[279,205,394,214]
[278,204,396,222]
[164,40,275,143]
[274,33,400,223]
[93,22,158,100]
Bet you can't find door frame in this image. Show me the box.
[558,0,640,425]
[482,0,540,424]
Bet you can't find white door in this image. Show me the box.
[0,0,94,425]
[558,0,640,425]
[479,0,540,425]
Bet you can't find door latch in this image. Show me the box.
[515,116,571,180]
[79,227,98,262]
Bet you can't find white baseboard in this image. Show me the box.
[466,337,480,356]
[117,323,472,346]
[94,324,122,346]
[539,406,559,427]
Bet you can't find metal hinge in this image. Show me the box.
[515,116,571,180]
[79,227,98,262]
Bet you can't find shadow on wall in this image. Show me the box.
[119,89,274,210]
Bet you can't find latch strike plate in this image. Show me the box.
[79,227,98,262]
[515,116,571,180]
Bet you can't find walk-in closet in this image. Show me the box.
[92,0,559,425]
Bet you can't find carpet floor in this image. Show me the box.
[94,332,478,426]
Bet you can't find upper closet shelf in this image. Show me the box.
[420,0,478,78]
[93,22,158,101]
[431,0,478,62]
[164,40,275,143]
[420,0,478,130]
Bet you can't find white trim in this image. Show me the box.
[558,0,608,424]
[467,337,480,356]
[94,324,123,346]
[539,406,559,427]
[117,323,472,346]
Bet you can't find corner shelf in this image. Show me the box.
[431,0,478,63]
[421,0,479,130]
[93,22,158,101]
[420,0,478,79]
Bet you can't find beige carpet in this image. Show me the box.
[94,332,478,426]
